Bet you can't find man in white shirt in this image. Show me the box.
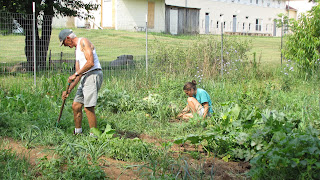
[59,29,103,136]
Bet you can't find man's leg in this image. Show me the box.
[72,102,83,128]
[84,106,97,128]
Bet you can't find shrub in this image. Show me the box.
[248,128,320,180]
[284,4,320,74]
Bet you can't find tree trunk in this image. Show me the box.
[37,0,54,70]
[18,16,35,71]
[16,8,53,71]
[37,15,53,70]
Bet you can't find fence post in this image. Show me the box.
[220,14,224,77]
[49,50,52,69]
[281,16,283,66]
[33,2,36,86]
[60,52,63,66]
[145,13,148,76]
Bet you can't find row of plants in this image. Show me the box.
[173,103,320,179]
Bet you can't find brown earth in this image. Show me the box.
[1,135,250,180]
[0,137,139,180]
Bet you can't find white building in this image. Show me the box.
[53,0,166,33]
[52,0,297,36]
[167,0,288,36]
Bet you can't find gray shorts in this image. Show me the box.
[199,107,211,117]
[74,70,103,107]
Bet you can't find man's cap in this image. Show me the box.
[59,29,73,46]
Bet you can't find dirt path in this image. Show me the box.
[0,137,139,180]
[1,135,250,179]
[138,134,251,179]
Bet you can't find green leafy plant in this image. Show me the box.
[0,149,36,179]
[249,128,320,180]
[283,5,320,74]
[37,156,106,179]
[174,103,305,162]
[16,125,41,149]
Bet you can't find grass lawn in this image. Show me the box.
[0,28,282,65]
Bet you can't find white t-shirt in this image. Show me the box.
[75,38,101,73]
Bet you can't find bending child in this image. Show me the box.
[177,80,213,120]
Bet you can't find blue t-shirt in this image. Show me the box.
[193,88,213,113]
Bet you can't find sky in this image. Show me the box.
[287,1,317,15]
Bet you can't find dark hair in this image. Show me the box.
[183,80,197,91]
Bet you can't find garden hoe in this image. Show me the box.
[56,82,70,127]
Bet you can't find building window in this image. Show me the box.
[256,0,259,4]
[224,22,226,29]
[266,24,268,31]
[217,21,219,28]
[256,19,262,31]
[250,0,253,3]
[243,22,245,30]
[249,23,251,30]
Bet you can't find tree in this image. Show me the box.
[0,0,99,70]
[283,2,320,74]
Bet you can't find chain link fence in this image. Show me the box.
[0,10,148,86]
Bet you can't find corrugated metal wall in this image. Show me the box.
[165,5,199,35]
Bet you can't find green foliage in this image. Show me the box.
[0,148,36,179]
[174,103,306,162]
[150,35,251,77]
[106,137,158,162]
[91,124,116,140]
[249,129,320,180]
[284,5,320,74]
[37,156,105,179]
[0,0,99,18]
[1,60,320,179]
[97,87,177,121]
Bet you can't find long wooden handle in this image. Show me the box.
[57,83,70,124]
